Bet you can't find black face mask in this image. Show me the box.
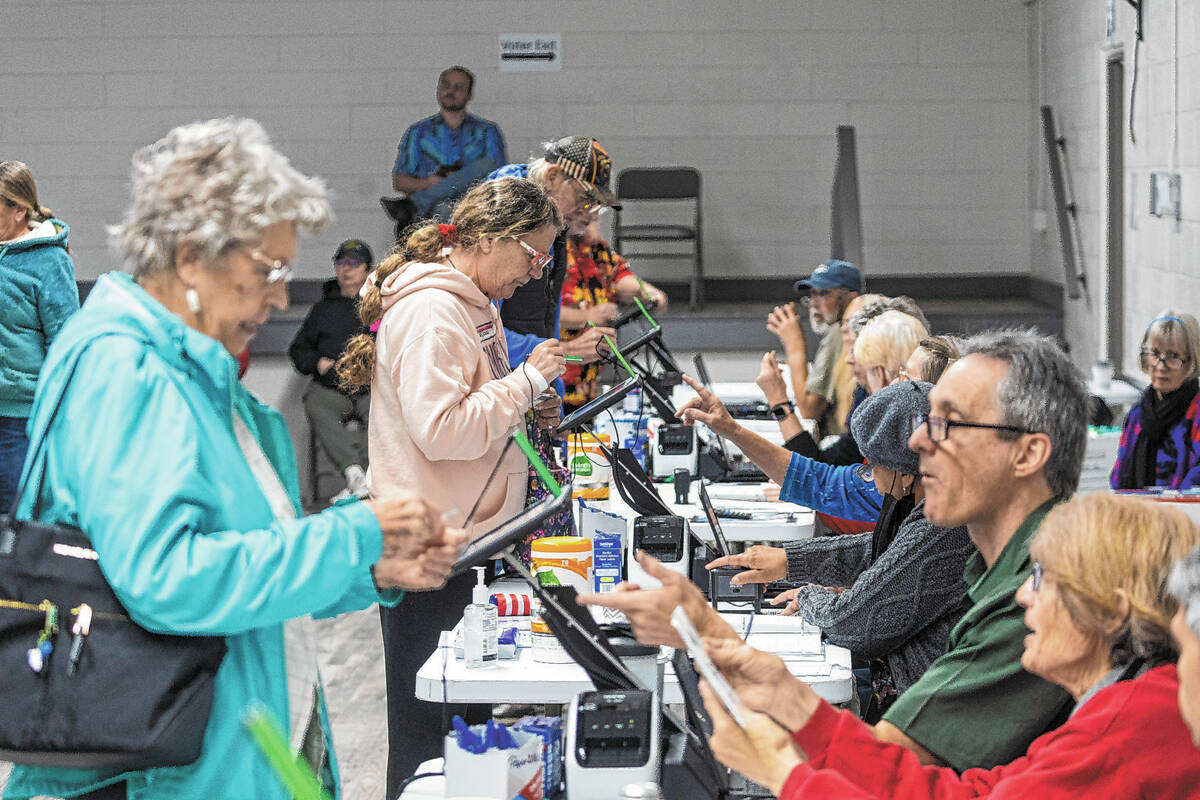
[871,483,916,563]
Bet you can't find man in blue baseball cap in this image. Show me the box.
[767,259,862,438]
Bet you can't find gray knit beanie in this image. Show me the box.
[849,380,932,475]
[1169,543,1200,638]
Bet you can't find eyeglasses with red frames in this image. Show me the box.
[512,237,553,271]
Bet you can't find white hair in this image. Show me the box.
[854,309,929,378]
[109,117,331,278]
[1170,544,1200,639]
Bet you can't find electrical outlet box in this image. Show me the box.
[1150,172,1181,219]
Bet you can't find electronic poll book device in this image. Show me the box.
[696,482,763,612]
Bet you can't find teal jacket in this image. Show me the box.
[0,219,79,416]
[5,272,399,800]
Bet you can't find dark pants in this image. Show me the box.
[0,415,30,509]
[381,570,484,800]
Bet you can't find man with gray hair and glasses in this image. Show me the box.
[873,329,1087,769]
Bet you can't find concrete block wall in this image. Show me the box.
[1033,0,1200,374]
[3,0,1030,287]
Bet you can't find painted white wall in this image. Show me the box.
[1031,0,1200,374]
[3,0,1029,285]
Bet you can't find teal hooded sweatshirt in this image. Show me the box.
[5,272,400,800]
[0,218,79,417]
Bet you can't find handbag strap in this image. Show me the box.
[5,345,96,521]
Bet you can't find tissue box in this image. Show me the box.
[513,715,564,797]
[444,728,543,800]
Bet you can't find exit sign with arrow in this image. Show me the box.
[499,33,562,72]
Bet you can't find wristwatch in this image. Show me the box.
[770,401,795,421]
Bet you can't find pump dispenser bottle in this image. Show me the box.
[463,566,498,668]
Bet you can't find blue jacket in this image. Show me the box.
[778,452,883,523]
[0,219,79,416]
[5,272,398,800]
[487,161,566,395]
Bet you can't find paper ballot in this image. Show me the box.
[670,607,747,727]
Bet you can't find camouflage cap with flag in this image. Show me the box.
[543,136,620,208]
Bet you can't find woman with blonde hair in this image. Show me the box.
[338,176,566,792]
[853,309,929,393]
[698,492,1200,799]
[1112,311,1200,489]
[0,160,78,507]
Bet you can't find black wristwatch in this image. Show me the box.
[770,401,795,421]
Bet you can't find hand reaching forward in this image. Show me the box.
[705,545,787,585]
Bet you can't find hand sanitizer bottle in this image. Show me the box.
[463,566,498,668]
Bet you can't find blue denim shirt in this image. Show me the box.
[778,452,882,522]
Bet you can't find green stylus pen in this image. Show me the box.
[564,355,584,363]
[513,431,562,497]
[243,704,331,800]
[633,297,657,327]
[587,321,638,380]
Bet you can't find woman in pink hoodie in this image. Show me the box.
[337,176,565,788]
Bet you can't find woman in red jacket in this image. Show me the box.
[698,493,1200,799]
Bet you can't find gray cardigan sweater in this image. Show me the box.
[782,500,974,694]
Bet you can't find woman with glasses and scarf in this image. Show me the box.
[695,380,974,718]
[337,177,566,796]
[1111,311,1200,490]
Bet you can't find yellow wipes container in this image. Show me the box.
[567,433,611,499]
[530,536,594,593]
[530,537,595,663]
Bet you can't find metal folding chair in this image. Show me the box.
[613,167,703,310]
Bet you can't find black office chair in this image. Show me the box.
[613,167,703,310]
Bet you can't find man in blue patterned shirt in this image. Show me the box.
[391,66,507,221]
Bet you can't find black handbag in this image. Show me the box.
[0,354,227,770]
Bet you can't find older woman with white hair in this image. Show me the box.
[853,309,929,393]
[4,118,467,800]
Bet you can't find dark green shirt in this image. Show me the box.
[881,499,1073,771]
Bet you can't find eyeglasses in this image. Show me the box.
[910,412,1038,443]
[512,237,553,271]
[855,462,874,482]
[568,178,602,212]
[1030,561,1044,592]
[1140,348,1190,370]
[334,258,366,270]
[799,289,844,308]
[241,247,295,284]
